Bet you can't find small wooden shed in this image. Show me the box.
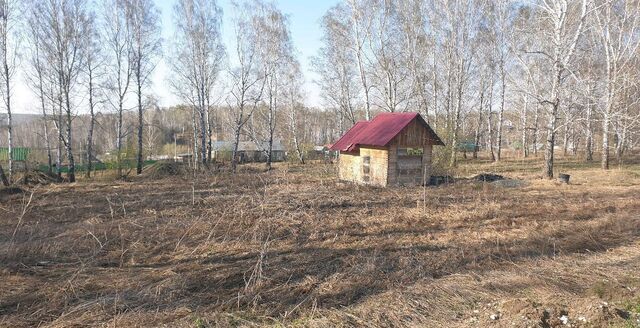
[330,112,444,187]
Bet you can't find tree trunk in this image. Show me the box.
[43,118,53,175]
[543,101,558,179]
[349,4,371,121]
[267,135,273,170]
[64,89,76,183]
[5,103,11,180]
[496,65,505,161]
[199,102,207,167]
[0,163,8,186]
[86,67,95,178]
[585,98,593,161]
[602,111,610,170]
[56,102,63,180]
[265,73,278,171]
[290,99,304,164]
[563,119,570,156]
[487,74,495,161]
[473,83,484,160]
[450,59,464,167]
[231,126,241,173]
[293,135,304,164]
[206,97,213,163]
[432,49,438,131]
[521,94,528,158]
[266,97,274,171]
[36,58,53,175]
[4,58,12,181]
[136,74,144,175]
[571,125,579,156]
[116,98,124,178]
[616,123,626,160]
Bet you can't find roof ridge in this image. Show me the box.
[331,112,430,151]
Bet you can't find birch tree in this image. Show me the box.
[102,0,132,178]
[127,0,161,175]
[397,0,432,119]
[85,14,101,178]
[526,0,588,178]
[249,1,294,171]
[490,0,512,161]
[368,0,413,113]
[0,0,19,181]
[433,0,480,166]
[171,0,224,169]
[26,12,54,175]
[312,5,361,129]
[592,0,640,170]
[285,58,304,164]
[347,0,372,120]
[226,0,265,172]
[33,0,91,183]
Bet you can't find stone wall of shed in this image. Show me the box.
[338,152,362,183]
[360,147,389,187]
[338,148,389,187]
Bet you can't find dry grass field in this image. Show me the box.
[1,156,640,327]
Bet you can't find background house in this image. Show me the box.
[330,112,444,187]
[213,140,286,163]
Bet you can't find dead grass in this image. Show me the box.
[1,156,639,327]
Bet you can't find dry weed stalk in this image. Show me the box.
[9,189,35,248]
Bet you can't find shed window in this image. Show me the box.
[398,147,423,157]
[363,156,371,174]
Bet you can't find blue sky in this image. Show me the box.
[14,0,339,114]
[151,0,340,109]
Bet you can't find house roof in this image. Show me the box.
[330,112,444,152]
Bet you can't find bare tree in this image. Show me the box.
[285,59,304,164]
[490,1,512,161]
[397,0,432,119]
[102,0,133,178]
[367,0,413,113]
[593,0,640,170]
[472,71,486,159]
[226,0,266,173]
[431,0,480,166]
[85,14,102,178]
[26,12,54,175]
[171,0,224,169]
[312,5,361,129]
[246,0,295,171]
[347,0,373,120]
[520,0,588,178]
[0,0,19,181]
[127,0,161,175]
[33,0,91,183]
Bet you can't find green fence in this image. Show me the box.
[0,147,30,161]
[37,160,158,173]
[456,141,477,152]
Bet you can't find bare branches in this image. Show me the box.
[171,0,225,169]
[31,0,92,183]
[101,0,133,178]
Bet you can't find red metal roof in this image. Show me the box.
[330,121,371,152]
[330,112,444,152]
